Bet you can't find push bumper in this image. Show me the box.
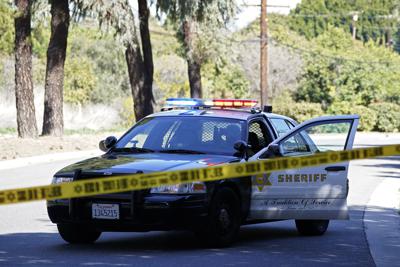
[47,193,208,232]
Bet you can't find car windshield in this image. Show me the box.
[114,116,246,156]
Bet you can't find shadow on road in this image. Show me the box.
[359,156,399,179]
[0,208,377,267]
[360,156,400,169]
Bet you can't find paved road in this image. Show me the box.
[0,155,399,266]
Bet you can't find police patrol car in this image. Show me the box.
[47,98,359,247]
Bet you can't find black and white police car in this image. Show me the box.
[47,98,359,247]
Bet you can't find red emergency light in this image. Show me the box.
[210,99,258,108]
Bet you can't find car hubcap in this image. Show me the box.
[219,208,231,232]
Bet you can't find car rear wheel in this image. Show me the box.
[295,220,329,236]
[195,187,241,247]
[57,224,101,244]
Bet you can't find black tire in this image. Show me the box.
[295,220,329,236]
[195,187,241,247]
[57,224,101,244]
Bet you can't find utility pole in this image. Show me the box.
[260,0,268,107]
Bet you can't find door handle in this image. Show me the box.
[325,166,346,172]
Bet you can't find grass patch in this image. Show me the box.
[0,128,16,134]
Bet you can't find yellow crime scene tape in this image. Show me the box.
[0,144,399,206]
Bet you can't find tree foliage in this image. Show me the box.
[272,91,324,123]
[289,0,400,48]
[202,60,250,99]
[64,57,96,105]
[327,102,378,131]
[370,102,400,132]
[294,27,400,109]
[155,0,237,97]
[270,14,400,132]
[0,0,14,55]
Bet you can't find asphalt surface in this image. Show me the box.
[0,154,399,267]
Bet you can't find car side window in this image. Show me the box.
[281,133,310,155]
[279,121,353,155]
[248,121,271,156]
[285,120,295,129]
[270,118,291,137]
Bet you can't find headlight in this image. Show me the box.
[51,176,74,184]
[150,182,206,194]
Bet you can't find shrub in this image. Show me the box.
[273,91,324,123]
[369,103,400,132]
[64,57,96,105]
[119,97,136,128]
[327,102,378,132]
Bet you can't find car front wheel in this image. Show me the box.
[195,187,241,247]
[57,224,101,244]
[295,220,329,236]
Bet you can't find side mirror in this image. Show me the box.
[234,140,250,159]
[234,140,248,153]
[99,136,117,152]
[259,144,282,159]
[267,143,282,157]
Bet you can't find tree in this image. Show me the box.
[183,19,202,98]
[42,0,70,136]
[156,0,236,98]
[0,1,14,55]
[14,0,38,138]
[137,0,154,117]
[294,27,400,110]
[73,0,154,121]
[289,0,400,48]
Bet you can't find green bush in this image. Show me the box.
[119,97,136,128]
[369,103,400,132]
[0,2,14,55]
[327,102,378,132]
[64,57,96,105]
[273,91,324,123]
[203,61,250,99]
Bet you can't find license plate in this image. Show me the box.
[92,203,120,220]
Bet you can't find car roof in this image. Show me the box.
[148,108,297,123]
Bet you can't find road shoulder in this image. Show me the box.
[364,178,400,267]
[0,150,99,171]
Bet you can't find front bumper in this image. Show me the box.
[47,192,208,232]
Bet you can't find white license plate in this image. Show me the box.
[92,204,120,220]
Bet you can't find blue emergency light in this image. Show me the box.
[165,98,206,107]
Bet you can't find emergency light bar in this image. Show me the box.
[164,98,258,109]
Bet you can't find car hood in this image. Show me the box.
[56,153,239,176]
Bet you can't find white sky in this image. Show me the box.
[235,0,302,29]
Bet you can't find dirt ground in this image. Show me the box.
[0,132,123,161]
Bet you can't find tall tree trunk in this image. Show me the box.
[187,59,202,98]
[137,0,154,117]
[183,20,202,98]
[14,0,38,138]
[42,0,69,136]
[125,43,147,121]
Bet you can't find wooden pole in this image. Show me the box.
[260,0,268,107]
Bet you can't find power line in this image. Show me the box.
[271,39,400,68]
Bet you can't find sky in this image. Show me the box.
[235,0,302,29]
